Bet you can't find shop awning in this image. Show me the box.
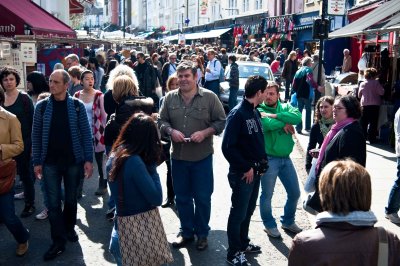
[364,11,400,34]
[329,0,400,38]
[70,0,84,14]
[0,0,76,38]
[185,28,231,40]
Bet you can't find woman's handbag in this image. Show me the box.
[304,158,317,193]
[117,208,174,266]
[0,159,17,195]
[117,170,173,266]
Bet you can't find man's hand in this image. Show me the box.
[170,129,186,143]
[190,130,207,143]
[205,67,211,73]
[242,168,254,184]
[283,124,295,135]
[84,162,93,179]
[34,165,43,180]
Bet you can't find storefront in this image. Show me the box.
[233,12,267,46]
[293,12,319,53]
[262,14,294,52]
[0,0,76,38]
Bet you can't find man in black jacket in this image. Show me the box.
[161,53,177,92]
[134,52,157,98]
[222,76,269,266]
[226,55,240,111]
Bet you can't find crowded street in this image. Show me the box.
[1,0,400,265]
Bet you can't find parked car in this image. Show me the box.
[326,72,358,96]
[219,61,275,107]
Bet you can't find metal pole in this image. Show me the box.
[316,0,328,104]
[122,0,126,38]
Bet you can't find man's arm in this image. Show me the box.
[275,104,302,125]
[222,112,253,173]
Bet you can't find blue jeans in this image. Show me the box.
[227,171,261,257]
[109,228,122,266]
[259,156,300,228]
[43,162,83,245]
[296,97,312,132]
[171,154,214,238]
[386,158,400,214]
[0,189,30,243]
[205,80,220,97]
[228,87,239,111]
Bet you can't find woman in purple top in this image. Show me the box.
[358,68,384,143]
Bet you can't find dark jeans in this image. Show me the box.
[0,189,30,244]
[171,155,213,238]
[95,151,106,189]
[43,162,83,245]
[227,171,261,256]
[285,79,293,101]
[361,105,380,142]
[204,79,220,97]
[386,157,400,214]
[163,141,174,200]
[228,87,239,111]
[16,147,35,206]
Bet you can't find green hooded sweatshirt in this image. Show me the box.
[257,101,302,157]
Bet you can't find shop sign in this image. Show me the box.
[296,12,319,26]
[328,0,346,16]
[199,0,208,17]
[0,24,16,34]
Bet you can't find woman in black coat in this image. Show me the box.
[307,95,366,212]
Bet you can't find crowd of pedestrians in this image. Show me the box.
[0,41,400,266]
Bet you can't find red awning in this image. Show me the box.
[0,0,76,38]
[70,0,84,14]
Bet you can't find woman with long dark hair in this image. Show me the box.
[107,113,163,265]
[26,71,49,105]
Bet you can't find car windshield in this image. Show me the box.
[238,65,273,80]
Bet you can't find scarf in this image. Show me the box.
[316,211,377,227]
[319,117,335,137]
[315,117,356,173]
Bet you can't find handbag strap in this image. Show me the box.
[377,226,388,266]
[117,169,125,213]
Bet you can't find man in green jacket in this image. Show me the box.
[257,81,302,238]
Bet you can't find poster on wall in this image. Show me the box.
[327,0,346,16]
[20,43,37,63]
[199,0,208,17]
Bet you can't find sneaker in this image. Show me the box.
[16,241,29,257]
[281,223,303,234]
[264,227,281,238]
[226,251,248,266]
[14,192,25,200]
[385,213,400,224]
[20,205,36,218]
[242,243,261,253]
[36,209,48,220]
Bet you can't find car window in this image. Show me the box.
[238,65,273,80]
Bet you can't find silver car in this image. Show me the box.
[219,61,275,107]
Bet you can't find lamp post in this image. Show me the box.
[181,4,185,33]
[316,0,328,104]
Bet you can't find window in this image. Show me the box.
[242,0,249,12]
[255,0,262,9]
[305,0,315,5]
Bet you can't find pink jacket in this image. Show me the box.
[358,79,384,106]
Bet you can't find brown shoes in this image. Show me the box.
[16,241,29,256]
[196,237,208,251]
[172,236,194,248]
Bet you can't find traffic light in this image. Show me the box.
[312,18,330,39]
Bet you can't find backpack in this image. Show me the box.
[214,60,225,82]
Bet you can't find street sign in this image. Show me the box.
[327,0,346,16]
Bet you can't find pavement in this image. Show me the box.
[1,114,399,265]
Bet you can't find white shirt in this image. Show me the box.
[205,58,221,81]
